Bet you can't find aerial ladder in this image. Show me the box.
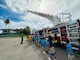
[27,10,71,25]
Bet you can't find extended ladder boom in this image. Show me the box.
[27,10,54,20]
[27,10,61,25]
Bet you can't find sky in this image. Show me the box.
[0,0,80,31]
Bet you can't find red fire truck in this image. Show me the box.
[35,19,80,50]
[28,10,80,50]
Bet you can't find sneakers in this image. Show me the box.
[42,51,46,55]
[54,59,57,60]
[48,57,52,60]
[48,57,57,60]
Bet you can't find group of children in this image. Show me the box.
[32,35,57,60]
[30,34,80,60]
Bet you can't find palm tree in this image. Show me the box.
[4,18,10,29]
[4,18,10,33]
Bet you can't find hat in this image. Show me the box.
[48,31,52,34]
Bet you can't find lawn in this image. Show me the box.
[0,33,27,38]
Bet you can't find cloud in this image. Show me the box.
[4,0,80,17]
[0,4,7,9]
[5,0,26,13]
[0,19,5,29]
[19,12,53,29]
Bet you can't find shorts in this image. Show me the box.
[50,47,55,54]
[42,46,46,48]
[68,54,75,60]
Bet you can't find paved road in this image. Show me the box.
[55,46,80,60]
[0,37,79,60]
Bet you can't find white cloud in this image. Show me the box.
[19,13,53,29]
[5,0,27,13]
[0,4,7,9]
[64,0,80,19]
[0,19,5,29]
[4,0,80,16]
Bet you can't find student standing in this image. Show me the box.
[32,35,35,42]
[48,35,57,60]
[33,35,39,45]
[35,35,39,45]
[40,37,47,55]
[65,39,75,60]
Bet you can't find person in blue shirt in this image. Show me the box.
[35,35,39,45]
[32,35,35,42]
[33,35,39,45]
[65,39,75,60]
[40,37,47,55]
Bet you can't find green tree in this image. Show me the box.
[4,18,10,33]
[19,26,31,35]
[4,18,10,28]
[25,26,31,35]
[19,28,23,33]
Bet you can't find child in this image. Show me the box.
[40,37,47,55]
[45,38,50,53]
[35,35,39,45]
[28,35,32,42]
[48,35,57,60]
[65,39,75,60]
[33,35,39,45]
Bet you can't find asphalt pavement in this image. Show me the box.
[0,37,79,60]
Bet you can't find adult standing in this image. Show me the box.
[21,33,23,44]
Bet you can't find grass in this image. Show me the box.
[0,33,28,38]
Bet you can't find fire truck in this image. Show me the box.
[35,20,80,50]
[28,10,80,50]
[35,22,67,44]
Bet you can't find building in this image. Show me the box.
[0,29,18,34]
